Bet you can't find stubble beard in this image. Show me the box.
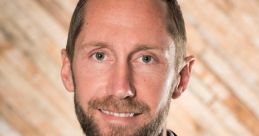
[74,93,171,136]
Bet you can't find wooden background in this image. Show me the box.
[0,0,259,135]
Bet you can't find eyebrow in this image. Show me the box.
[77,42,110,53]
[133,43,165,51]
[79,42,109,49]
[132,45,162,52]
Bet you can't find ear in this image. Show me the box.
[60,49,74,92]
[172,55,195,99]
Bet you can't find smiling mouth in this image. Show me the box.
[99,109,141,118]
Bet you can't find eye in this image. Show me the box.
[140,55,154,63]
[93,52,105,61]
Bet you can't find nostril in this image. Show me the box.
[126,89,134,97]
[117,89,135,99]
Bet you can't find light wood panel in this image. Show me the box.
[0,0,258,135]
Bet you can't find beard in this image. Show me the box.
[74,93,171,136]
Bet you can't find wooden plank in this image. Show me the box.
[0,0,258,135]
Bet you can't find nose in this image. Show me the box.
[108,62,135,99]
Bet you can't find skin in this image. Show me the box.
[61,0,195,135]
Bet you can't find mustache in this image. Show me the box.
[88,95,150,113]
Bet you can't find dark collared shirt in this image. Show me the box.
[167,129,177,136]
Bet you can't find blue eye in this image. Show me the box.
[94,52,105,61]
[141,55,153,63]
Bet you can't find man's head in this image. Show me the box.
[61,0,195,135]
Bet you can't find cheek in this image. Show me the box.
[133,65,170,113]
[72,59,111,108]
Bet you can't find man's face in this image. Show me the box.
[62,0,184,135]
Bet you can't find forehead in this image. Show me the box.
[76,0,172,49]
[86,0,167,23]
[84,0,167,29]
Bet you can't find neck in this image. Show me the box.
[161,129,167,136]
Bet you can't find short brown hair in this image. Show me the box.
[66,0,186,71]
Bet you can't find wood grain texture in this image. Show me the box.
[0,0,258,135]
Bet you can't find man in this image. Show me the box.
[61,0,195,135]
